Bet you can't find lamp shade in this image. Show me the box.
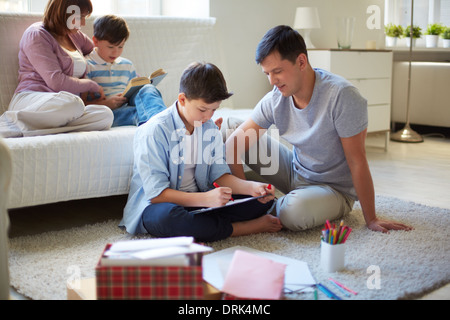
[294,7,321,30]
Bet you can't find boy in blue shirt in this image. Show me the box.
[85,15,166,127]
[120,62,282,242]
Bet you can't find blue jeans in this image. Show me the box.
[142,195,274,242]
[112,84,166,127]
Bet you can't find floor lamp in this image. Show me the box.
[391,0,423,143]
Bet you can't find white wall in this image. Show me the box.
[162,0,210,18]
[210,0,386,109]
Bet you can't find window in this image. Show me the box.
[385,0,450,28]
[384,0,450,46]
[0,0,210,18]
[90,0,161,16]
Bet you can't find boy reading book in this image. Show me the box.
[122,69,167,99]
[85,15,166,127]
[119,62,282,242]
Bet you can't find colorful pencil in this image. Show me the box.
[322,220,351,245]
[328,277,358,295]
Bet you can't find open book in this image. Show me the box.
[122,68,167,99]
[189,195,268,214]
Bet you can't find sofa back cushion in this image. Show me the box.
[0,13,226,114]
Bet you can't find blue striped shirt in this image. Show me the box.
[85,49,137,97]
[119,102,231,235]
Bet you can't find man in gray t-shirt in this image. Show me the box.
[225,25,412,233]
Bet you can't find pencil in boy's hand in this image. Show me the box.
[213,182,234,201]
[262,184,272,197]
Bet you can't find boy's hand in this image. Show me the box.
[205,186,233,207]
[252,182,275,204]
[107,94,127,109]
[94,94,127,110]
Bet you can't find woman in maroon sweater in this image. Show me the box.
[0,0,112,138]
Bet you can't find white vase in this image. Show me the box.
[405,38,417,47]
[425,35,439,48]
[443,39,450,48]
[385,36,398,47]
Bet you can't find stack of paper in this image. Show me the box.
[203,246,316,297]
[101,237,212,267]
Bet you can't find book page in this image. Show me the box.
[190,195,267,214]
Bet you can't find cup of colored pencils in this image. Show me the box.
[320,220,352,272]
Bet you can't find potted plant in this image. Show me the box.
[441,26,450,48]
[384,23,403,46]
[425,23,445,47]
[404,25,422,47]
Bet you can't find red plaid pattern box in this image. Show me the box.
[96,244,204,300]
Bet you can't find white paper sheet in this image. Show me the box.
[202,246,316,293]
[131,243,212,260]
[190,195,267,214]
[107,236,194,253]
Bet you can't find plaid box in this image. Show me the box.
[96,245,204,300]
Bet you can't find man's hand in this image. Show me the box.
[367,218,414,233]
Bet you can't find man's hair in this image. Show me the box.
[255,25,308,64]
[180,62,233,104]
[93,15,130,45]
[44,0,93,36]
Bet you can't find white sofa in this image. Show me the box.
[0,13,249,209]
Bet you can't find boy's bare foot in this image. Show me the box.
[231,214,282,237]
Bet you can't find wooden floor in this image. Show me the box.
[7,132,450,300]
[367,133,450,210]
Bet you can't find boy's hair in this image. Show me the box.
[180,62,233,104]
[44,0,93,36]
[93,15,130,45]
[255,25,308,64]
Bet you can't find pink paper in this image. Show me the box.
[221,250,286,300]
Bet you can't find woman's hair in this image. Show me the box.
[180,62,233,104]
[255,25,308,64]
[43,0,93,36]
[93,15,130,45]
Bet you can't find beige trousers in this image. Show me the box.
[1,91,113,138]
[223,117,354,231]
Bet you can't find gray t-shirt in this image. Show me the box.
[251,68,368,199]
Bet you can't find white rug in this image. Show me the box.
[8,195,450,300]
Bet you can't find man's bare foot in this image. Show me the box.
[231,214,282,237]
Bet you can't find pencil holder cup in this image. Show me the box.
[321,241,345,273]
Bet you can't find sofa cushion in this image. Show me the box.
[5,126,136,209]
